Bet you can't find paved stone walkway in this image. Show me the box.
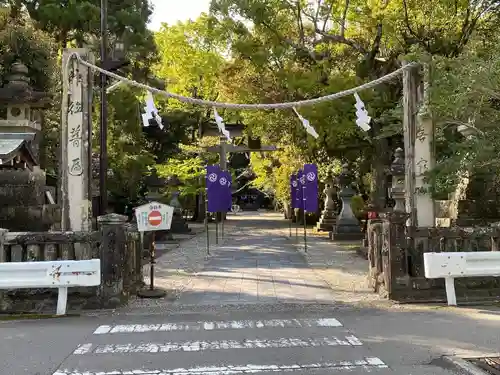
[129,220,236,308]
[290,230,383,306]
[174,213,337,305]
[130,211,379,309]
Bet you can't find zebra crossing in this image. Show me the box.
[53,316,389,375]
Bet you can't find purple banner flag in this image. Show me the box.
[221,170,232,211]
[303,163,319,212]
[290,174,298,209]
[206,165,224,212]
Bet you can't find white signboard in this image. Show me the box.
[134,201,174,232]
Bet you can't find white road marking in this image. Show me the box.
[93,318,343,335]
[53,357,388,374]
[346,335,363,346]
[77,335,362,354]
[72,343,93,355]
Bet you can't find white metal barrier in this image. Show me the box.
[0,259,101,315]
[424,252,500,306]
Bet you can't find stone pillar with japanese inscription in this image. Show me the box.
[60,49,93,244]
[414,63,435,227]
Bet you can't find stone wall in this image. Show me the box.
[0,168,59,231]
[367,218,500,303]
[0,213,143,313]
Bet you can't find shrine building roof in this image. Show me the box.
[0,132,38,168]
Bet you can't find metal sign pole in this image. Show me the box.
[149,231,156,290]
[303,187,308,253]
[295,213,298,242]
[135,201,173,299]
[205,191,210,255]
[303,211,308,253]
[215,212,219,245]
[221,211,225,239]
[137,230,166,298]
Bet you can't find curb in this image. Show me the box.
[0,313,80,322]
[441,356,491,375]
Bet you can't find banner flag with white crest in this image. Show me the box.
[292,108,319,139]
[213,108,231,141]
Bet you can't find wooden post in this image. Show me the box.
[402,61,418,227]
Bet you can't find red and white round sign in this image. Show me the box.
[148,210,162,226]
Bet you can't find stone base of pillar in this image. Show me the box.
[330,230,364,241]
[170,212,191,234]
[316,209,337,231]
[0,204,61,231]
[330,220,364,241]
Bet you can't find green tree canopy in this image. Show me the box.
[206,0,499,206]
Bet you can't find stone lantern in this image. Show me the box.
[330,163,364,240]
[166,174,191,234]
[390,148,406,213]
[316,172,340,231]
[0,62,59,231]
[0,62,50,161]
[166,174,183,210]
[145,168,167,202]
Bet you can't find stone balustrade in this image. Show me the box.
[367,148,500,303]
[0,213,143,312]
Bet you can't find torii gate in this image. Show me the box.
[200,122,278,232]
[200,121,278,175]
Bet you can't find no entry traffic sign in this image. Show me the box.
[134,201,174,299]
[148,210,162,226]
[135,202,174,232]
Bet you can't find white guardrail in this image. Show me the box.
[424,252,500,306]
[0,259,101,315]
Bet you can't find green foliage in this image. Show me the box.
[6,0,157,204]
[0,7,59,172]
[155,140,220,200]
[154,14,226,106]
[142,108,195,163]
[0,9,57,90]
[427,33,500,195]
[104,87,155,202]
[151,15,243,207]
[250,144,305,204]
[156,153,205,197]
[20,0,155,53]
[209,0,498,197]
[4,0,499,211]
